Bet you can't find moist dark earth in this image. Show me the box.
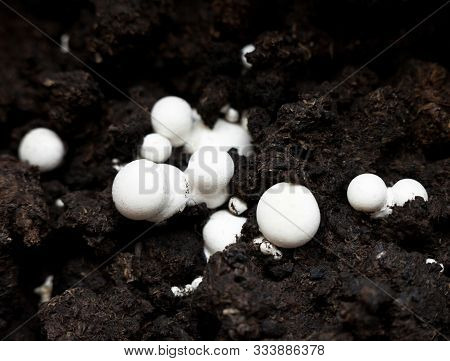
[0,0,449,340]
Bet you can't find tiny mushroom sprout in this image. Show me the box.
[185,147,234,208]
[140,133,172,163]
[347,174,428,217]
[202,210,247,260]
[151,96,193,147]
[55,198,65,208]
[34,275,54,304]
[112,159,167,221]
[241,44,255,69]
[256,182,321,248]
[225,107,239,123]
[18,127,65,172]
[112,159,190,222]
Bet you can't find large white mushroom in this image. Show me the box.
[256,182,321,248]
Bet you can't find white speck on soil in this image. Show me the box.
[60,34,70,53]
[34,275,54,304]
[112,158,125,172]
[171,276,203,297]
[55,198,64,208]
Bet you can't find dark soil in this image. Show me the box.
[0,0,449,340]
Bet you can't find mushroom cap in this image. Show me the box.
[347,173,387,213]
[151,96,193,147]
[185,147,234,194]
[203,210,247,255]
[257,182,321,248]
[140,133,172,163]
[112,159,167,221]
[391,179,428,207]
[18,127,65,172]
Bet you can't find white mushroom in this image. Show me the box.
[391,179,428,206]
[140,133,172,163]
[256,182,321,248]
[151,96,193,147]
[202,210,247,259]
[18,127,65,172]
[112,159,190,222]
[347,173,388,213]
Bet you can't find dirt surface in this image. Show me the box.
[0,0,449,340]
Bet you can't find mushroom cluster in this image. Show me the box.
[347,173,428,218]
[200,181,322,261]
[109,96,429,260]
[112,95,253,223]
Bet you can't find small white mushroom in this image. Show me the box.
[391,179,428,206]
[112,159,190,222]
[140,133,172,163]
[112,159,166,221]
[60,34,70,53]
[185,148,234,193]
[202,210,247,259]
[55,198,65,208]
[151,96,193,147]
[18,128,65,172]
